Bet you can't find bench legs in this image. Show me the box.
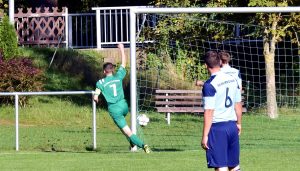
[165,112,171,125]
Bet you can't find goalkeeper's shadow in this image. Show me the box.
[151,148,184,152]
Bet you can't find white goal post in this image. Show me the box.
[129,6,300,136]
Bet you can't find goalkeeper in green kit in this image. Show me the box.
[93,43,151,153]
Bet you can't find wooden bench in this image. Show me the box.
[155,89,247,125]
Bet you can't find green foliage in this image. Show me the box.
[0,0,8,15]
[144,1,207,65]
[19,48,103,91]
[18,48,106,105]
[0,15,18,60]
[0,47,105,107]
[46,49,101,90]
[153,0,203,7]
[139,5,211,83]
[175,42,208,81]
[234,0,300,45]
[203,0,300,118]
[204,0,300,44]
[146,52,163,69]
[0,58,44,106]
[0,16,18,59]
[248,0,290,7]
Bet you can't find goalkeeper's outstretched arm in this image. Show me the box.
[118,43,126,68]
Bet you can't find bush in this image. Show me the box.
[0,15,18,60]
[0,58,44,106]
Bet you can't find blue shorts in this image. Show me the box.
[206,121,240,168]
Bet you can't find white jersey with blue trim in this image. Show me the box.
[221,65,242,89]
[202,71,242,123]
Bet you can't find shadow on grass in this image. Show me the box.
[152,148,184,152]
[25,48,104,106]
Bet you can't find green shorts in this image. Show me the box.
[108,100,129,129]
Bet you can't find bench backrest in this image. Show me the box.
[155,89,204,113]
[155,89,247,113]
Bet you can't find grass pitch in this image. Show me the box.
[0,149,299,171]
[0,96,300,170]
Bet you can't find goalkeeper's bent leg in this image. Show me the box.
[129,134,144,148]
[121,125,145,148]
[126,137,135,148]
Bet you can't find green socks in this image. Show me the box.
[126,137,134,148]
[129,134,144,148]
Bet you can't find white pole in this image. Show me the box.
[9,0,14,24]
[64,7,69,49]
[96,10,101,49]
[129,8,137,151]
[0,91,94,96]
[166,93,170,125]
[15,94,19,151]
[92,98,97,150]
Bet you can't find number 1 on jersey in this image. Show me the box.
[109,84,117,97]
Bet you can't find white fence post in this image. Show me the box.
[165,93,170,125]
[64,7,69,48]
[95,10,101,49]
[9,0,14,24]
[92,97,97,150]
[68,14,73,48]
[15,94,19,151]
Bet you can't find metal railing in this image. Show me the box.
[92,6,154,49]
[0,91,97,151]
[92,7,132,49]
[68,13,96,49]
[12,6,155,49]
[68,7,134,49]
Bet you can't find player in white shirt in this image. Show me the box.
[219,51,242,90]
[201,51,243,171]
[195,51,242,91]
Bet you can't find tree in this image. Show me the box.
[0,15,19,60]
[151,0,300,118]
[209,0,300,118]
[247,0,300,118]
[0,0,8,15]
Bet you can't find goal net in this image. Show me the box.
[133,8,300,151]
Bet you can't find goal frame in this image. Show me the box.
[129,6,300,136]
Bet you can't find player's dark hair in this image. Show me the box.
[103,62,115,73]
[204,51,220,68]
[218,50,231,64]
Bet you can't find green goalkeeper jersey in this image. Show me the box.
[96,66,126,105]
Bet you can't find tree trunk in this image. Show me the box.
[264,53,278,118]
[263,28,278,119]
